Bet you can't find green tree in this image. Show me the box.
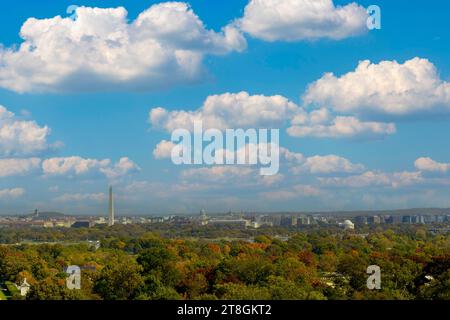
[94,256,143,300]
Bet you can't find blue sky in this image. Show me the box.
[0,0,450,215]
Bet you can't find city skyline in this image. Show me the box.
[1,0,450,215]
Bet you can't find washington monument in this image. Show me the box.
[108,186,115,226]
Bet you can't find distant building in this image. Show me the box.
[54,221,73,228]
[119,217,133,225]
[355,216,368,225]
[256,216,274,227]
[280,216,297,227]
[199,209,208,226]
[208,219,250,228]
[71,221,93,228]
[367,216,381,224]
[32,211,65,220]
[248,221,261,229]
[43,221,54,228]
[402,216,412,224]
[300,216,313,225]
[386,215,402,224]
[411,215,425,224]
[95,217,106,224]
[15,279,30,297]
[343,220,355,230]
[316,216,328,223]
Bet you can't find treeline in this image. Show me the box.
[0,228,449,300]
[0,222,435,244]
[0,223,288,244]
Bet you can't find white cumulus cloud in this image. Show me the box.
[54,192,107,202]
[287,108,396,139]
[42,156,139,179]
[280,147,364,175]
[153,140,178,159]
[0,158,41,177]
[319,171,423,188]
[180,164,282,188]
[150,91,298,131]
[295,154,365,174]
[0,2,246,93]
[415,157,450,173]
[100,157,140,179]
[42,156,111,176]
[304,58,450,116]
[237,0,368,41]
[0,105,52,156]
[0,188,25,199]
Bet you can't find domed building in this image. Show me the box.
[343,220,355,230]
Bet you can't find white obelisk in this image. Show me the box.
[108,186,115,226]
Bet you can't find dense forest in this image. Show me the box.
[0,225,449,300]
